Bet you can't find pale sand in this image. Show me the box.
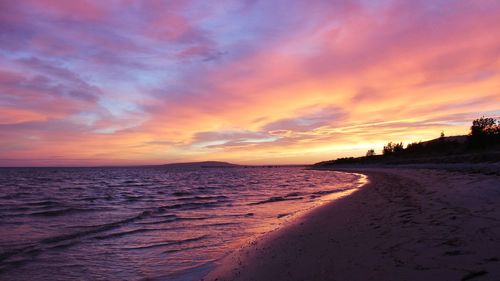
[203,168,500,281]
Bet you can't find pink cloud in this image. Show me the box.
[1,0,500,166]
[29,0,109,22]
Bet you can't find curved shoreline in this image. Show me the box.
[203,168,500,281]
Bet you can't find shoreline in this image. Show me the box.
[169,170,366,281]
[203,167,500,281]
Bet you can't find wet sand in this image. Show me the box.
[203,168,500,281]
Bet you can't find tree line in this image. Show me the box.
[313,117,499,166]
[374,117,499,157]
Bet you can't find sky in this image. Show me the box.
[1,0,500,166]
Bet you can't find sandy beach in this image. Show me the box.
[204,167,500,281]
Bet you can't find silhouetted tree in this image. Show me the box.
[366,149,375,157]
[468,117,499,149]
[393,142,404,154]
[383,142,404,155]
[383,142,394,155]
[471,117,496,135]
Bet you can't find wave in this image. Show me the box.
[162,244,209,254]
[136,216,209,225]
[41,211,151,244]
[27,208,92,217]
[175,195,228,201]
[26,200,60,206]
[124,235,209,250]
[158,201,220,211]
[172,191,192,197]
[248,196,304,205]
[0,210,154,272]
[310,187,352,198]
[94,228,157,240]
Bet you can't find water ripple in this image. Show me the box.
[0,167,364,280]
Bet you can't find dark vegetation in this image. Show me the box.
[314,117,500,166]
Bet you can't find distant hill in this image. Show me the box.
[420,135,467,145]
[160,161,239,168]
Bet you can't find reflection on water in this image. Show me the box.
[0,167,366,280]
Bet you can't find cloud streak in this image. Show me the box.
[1,0,500,166]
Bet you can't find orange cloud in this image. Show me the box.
[1,1,499,166]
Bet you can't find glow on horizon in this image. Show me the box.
[1,0,500,166]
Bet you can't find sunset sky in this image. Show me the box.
[1,0,500,166]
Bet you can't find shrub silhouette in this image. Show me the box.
[366,149,375,157]
[405,141,424,154]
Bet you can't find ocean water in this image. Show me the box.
[0,167,366,280]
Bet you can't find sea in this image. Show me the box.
[0,166,366,280]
